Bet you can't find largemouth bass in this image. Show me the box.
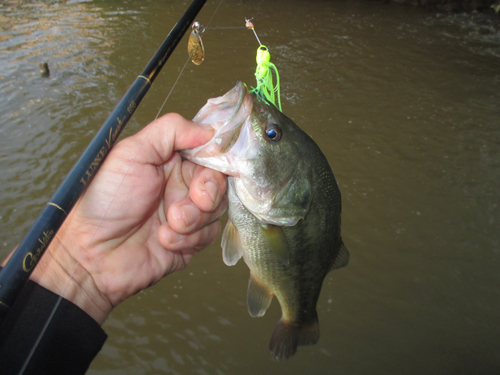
[181,82,349,361]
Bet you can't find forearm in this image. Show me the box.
[0,275,107,375]
[0,216,110,374]
[28,219,114,325]
[0,220,114,326]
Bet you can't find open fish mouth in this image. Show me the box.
[181,81,253,174]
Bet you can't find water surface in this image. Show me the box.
[1,0,500,374]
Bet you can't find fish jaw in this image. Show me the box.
[181,81,254,176]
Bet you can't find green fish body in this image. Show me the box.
[182,82,348,361]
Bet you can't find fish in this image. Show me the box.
[181,81,349,361]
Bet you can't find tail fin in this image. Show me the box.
[268,315,320,361]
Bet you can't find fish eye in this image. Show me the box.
[265,124,281,142]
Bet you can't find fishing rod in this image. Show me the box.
[0,0,207,325]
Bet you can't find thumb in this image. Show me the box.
[116,113,213,166]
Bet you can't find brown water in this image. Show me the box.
[1,0,500,374]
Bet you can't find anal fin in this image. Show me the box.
[247,276,273,318]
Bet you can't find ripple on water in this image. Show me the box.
[0,1,122,246]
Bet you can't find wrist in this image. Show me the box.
[30,225,113,325]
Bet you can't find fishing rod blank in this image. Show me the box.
[0,0,207,325]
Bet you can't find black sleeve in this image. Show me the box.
[0,279,108,375]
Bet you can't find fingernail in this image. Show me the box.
[178,204,199,228]
[202,180,221,208]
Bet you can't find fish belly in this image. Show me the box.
[227,183,323,361]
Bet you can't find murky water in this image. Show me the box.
[1,0,500,374]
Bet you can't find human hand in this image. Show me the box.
[29,114,227,324]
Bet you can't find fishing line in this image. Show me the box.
[206,26,246,29]
[17,1,226,374]
[245,17,262,45]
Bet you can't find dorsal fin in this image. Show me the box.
[331,240,349,270]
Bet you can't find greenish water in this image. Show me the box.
[1,0,500,374]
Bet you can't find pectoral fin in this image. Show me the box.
[260,224,290,266]
[221,220,243,266]
[331,240,349,270]
[247,276,273,317]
